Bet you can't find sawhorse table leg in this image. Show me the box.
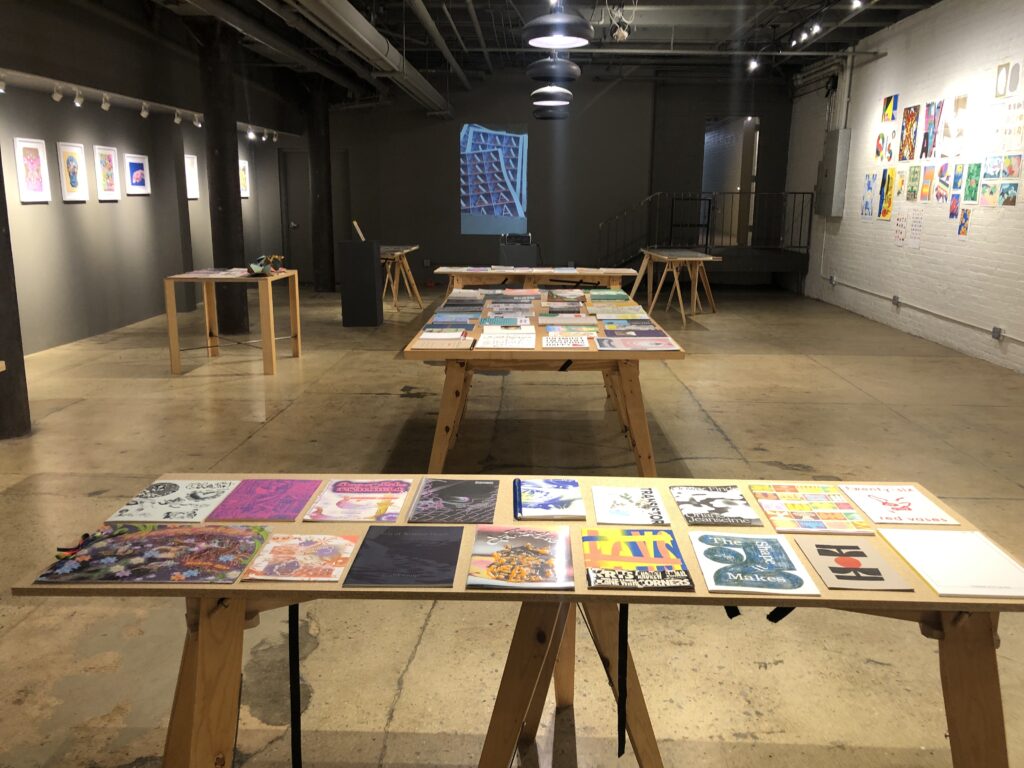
[257,279,277,375]
[164,279,182,375]
[428,360,470,472]
[202,283,220,359]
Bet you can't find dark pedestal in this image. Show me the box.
[498,243,540,267]
[336,240,383,327]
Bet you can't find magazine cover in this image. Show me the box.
[582,528,693,590]
[344,526,463,587]
[592,485,669,525]
[243,534,360,581]
[838,484,958,525]
[516,478,586,520]
[207,479,323,522]
[107,480,240,524]
[408,478,499,523]
[749,483,871,534]
[670,485,763,526]
[467,525,574,589]
[305,479,414,522]
[36,523,268,584]
[689,531,820,595]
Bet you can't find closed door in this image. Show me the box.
[281,150,313,282]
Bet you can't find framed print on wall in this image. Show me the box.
[94,145,121,201]
[239,159,251,198]
[184,154,200,200]
[57,142,89,202]
[124,152,151,195]
[13,137,51,203]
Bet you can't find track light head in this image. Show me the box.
[51,85,63,102]
[800,30,809,41]
[272,131,279,143]
[73,89,84,108]
[852,0,862,6]
[140,101,150,118]
[173,109,182,124]
[261,130,268,142]
[101,93,111,111]
[247,127,256,140]
[0,76,6,95]
[811,22,821,34]
[193,113,203,128]
[748,58,759,72]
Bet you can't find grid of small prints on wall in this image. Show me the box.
[10,140,255,204]
[864,58,1022,245]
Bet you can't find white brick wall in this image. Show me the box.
[789,0,1024,372]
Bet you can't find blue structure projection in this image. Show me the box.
[460,123,528,235]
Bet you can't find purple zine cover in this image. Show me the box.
[207,479,323,522]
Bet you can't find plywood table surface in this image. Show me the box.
[162,269,301,376]
[632,248,723,325]
[404,293,683,476]
[15,473,1023,768]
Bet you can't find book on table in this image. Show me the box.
[879,528,1024,597]
[592,485,670,525]
[107,480,240,524]
[689,531,821,595]
[604,329,669,338]
[749,483,872,534]
[35,523,268,584]
[467,525,574,589]
[595,338,678,351]
[670,485,763,527]
[541,335,590,349]
[411,339,475,350]
[207,478,323,522]
[344,526,463,587]
[514,478,587,520]
[839,484,959,525]
[304,478,414,522]
[474,334,537,349]
[408,478,499,523]
[794,536,914,591]
[242,533,360,582]
[582,528,694,590]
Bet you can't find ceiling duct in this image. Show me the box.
[405,0,471,90]
[291,0,449,113]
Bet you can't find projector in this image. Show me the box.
[611,18,630,42]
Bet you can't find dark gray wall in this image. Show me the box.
[182,131,213,269]
[652,80,793,196]
[332,73,656,275]
[0,87,194,353]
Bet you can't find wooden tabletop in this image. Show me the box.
[641,249,723,262]
[166,269,298,284]
[435,267,637,276]
[380,245,420,256]
[14,473,1024,614]
[402,292,685,362]
[0,361,5,373]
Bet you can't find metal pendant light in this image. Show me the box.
[527,54,581,84]
[531,85,573,107]
[533,106,570,120]
[522,5,594,50]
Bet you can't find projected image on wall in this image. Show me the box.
[460,123,528,235]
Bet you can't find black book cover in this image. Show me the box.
[408,478,499,523]
[344,526,463,587]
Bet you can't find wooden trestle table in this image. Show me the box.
[163,269,301,376]
[403,294,684,476]
[380,245,424,312]
[631,249,722,325]
[436,266,638,294]
[13,473,1022,768]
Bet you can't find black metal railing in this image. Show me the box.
[596,191,814,267]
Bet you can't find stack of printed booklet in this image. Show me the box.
[34,477,1024,600]
[410,287,681,352]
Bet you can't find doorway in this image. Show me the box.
[280,150,313,283]
[701,116,760,247]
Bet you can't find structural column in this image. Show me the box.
[198,20,249,333]
[308,79,335,292]
[0,150,32,438]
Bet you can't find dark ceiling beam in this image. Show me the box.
[465,0,494,73]
[405,0,472,88]
[183,0,364,94]
[440,2,469,53]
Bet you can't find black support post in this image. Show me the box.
[0,149,32,439]
[308,80,335,292]
[198,20,249,333]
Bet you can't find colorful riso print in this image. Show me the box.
[206,478,323,522]
[108,480,239,523]
[899,105,920,161]
[920,100,944,158]
[35,523,268,584]
[242,534,359,581]
[963,163,981,203]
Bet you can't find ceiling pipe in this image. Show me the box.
[465,0,493,74]
[183,0,364,95]
[405,0,471,90]
[778,0,883,63]
[441,3,469,53]
[292,0,449,113]
[461,46,882,58]
[252,0,383,91]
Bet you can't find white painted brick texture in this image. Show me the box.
[788,0,1024,371]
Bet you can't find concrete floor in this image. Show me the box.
[1,284,1022,767]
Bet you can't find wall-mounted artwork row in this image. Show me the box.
[13,137,51,203]
[94,146,120,201]
[124,153,151,196]
[57,142,89,203]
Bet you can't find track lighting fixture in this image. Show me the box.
[51,85,63,102]
[527,54,581,83]
[531,84,573,107]
[800,30,809,42]
[193,113,203,128]
[811,23,821,34]
[523,3,593,50]
[272,131,279,143]
[101,94,111,111]
[261,130,268,142]
[140,101,150,118]
[73,89,84,108]
[0,75,6,95]
[173,109,182,124]
[852,0,862,6]
[748,58,759,72]
[790,39,797,47]
[247,127,257,140]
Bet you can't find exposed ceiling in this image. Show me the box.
[137,0,942,112]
